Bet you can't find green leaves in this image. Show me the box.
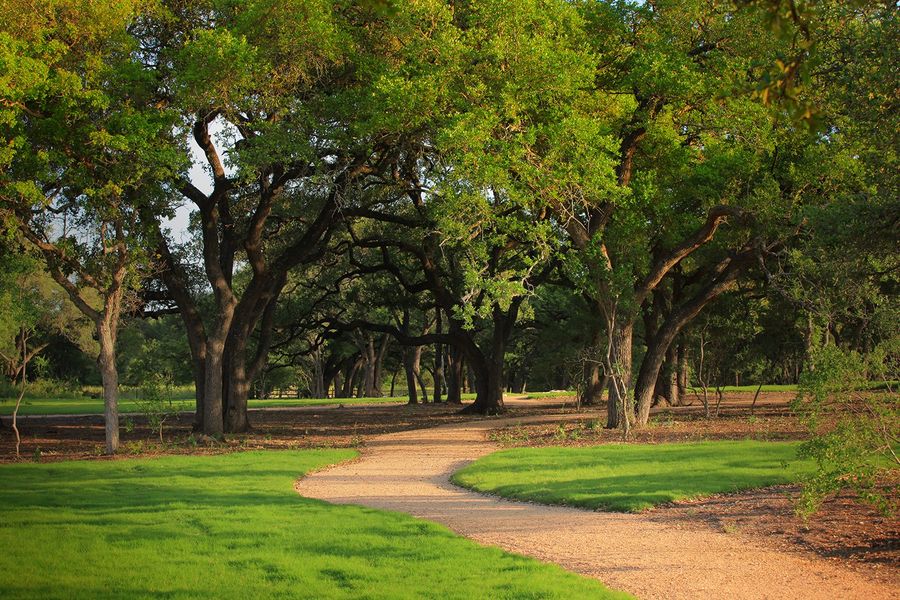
[174,29,260,111]
[793,343,899,517]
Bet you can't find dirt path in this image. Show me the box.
[296,407,897,600]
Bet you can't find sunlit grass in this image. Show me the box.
[0,450,629,599]
[0,394,481,416]
[452,441,814,512]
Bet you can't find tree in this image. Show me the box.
[143,0,465,434]
[0,0,181,453]
[533,0,815,428]
[0,253,50,457]
[794,343,898,517]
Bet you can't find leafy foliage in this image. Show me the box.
[793,343,899,516]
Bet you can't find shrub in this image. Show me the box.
[135,375,181,443]
[793,340,899,517]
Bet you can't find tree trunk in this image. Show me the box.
[446,345,463,404]
[634,322,680,425]
[606,319,633,429]
[372,335,390,397]
[332,372,343,398]
[677,344,689,405]
[203,331,228,438]
[97,320,120,455]
[312,349,326,399]
[404,347,418,405]
[660,345,679,406]
[580,326,604,406]
[433,310,444,403]
[223,336,251,433]
[342,359,360,398]
[415,368,429,404]
[464,352,504,415]
[156,235,209,432]
[224,284,281,433]
[355,369,365,398]
[460,304,517,415]
[362,335,377,397]
[581,361,605,406]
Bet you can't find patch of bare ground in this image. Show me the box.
[649,485,900,587]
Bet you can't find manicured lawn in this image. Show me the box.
[0,395,407,416]
[0,451,628,599]
[0,393,485,416]
[685,381,895,393]
[452,441,814,512]
[522,390,578,399]
[687,384,799,393]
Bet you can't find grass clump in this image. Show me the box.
[0,450,628,599]
[452,440,814,512]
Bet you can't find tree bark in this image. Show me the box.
[446,345,463,404]
[415,365,429,404]
[97,319,120,455]
[433,309,444,403]
[341,358,360,398]
[155,235,208,431]
[606,319,633,429]
[372,335,390,397]
[459,303,519,415]
[665,345,680,405]
[404,347,418,405]
[332,371,343,399]
[203,329,229,438]
[677,343,689,405]
[580,325,605,406]
[362,335,377,397]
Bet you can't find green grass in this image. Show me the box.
[0,392,486,416]
[521,390,577,399]
[0,395,415,416]
[685,381,896,393]
[0,451,628,599]
[452,440,814,513]
[685,384,800,393]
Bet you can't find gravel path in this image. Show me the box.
[296,408,897,600]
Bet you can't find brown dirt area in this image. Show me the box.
[649,485,899,587]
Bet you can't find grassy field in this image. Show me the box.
[452,441,814,512]
[0,395,410,416]
[0,389,488,416]
[0,451,629,599]
[685,382,896,393]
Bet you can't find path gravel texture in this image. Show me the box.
[296,406,897,600]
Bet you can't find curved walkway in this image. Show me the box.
[296,409,896,600]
